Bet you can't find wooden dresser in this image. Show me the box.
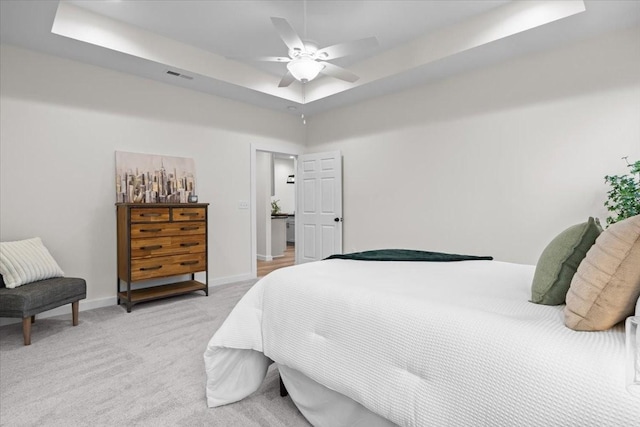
[116,203,209,312]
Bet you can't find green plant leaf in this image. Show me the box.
[604,157,640,225]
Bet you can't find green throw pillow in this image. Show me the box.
[531,217,602,305]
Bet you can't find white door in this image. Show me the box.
[296,151,343,263]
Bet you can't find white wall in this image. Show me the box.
[0,45,305,308]
[2,24,638,312]
[306,27,640,265]
[273,157,295,214]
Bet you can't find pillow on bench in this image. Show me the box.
[0,237,64,288]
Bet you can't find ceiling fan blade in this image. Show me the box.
[318,62,359,83]
[251,56,291,63]
[271,17,305,51]
[278,71,296,88]
[226,55,290,63]
[316,37,379,60]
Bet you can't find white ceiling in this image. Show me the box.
[1,1,639,117]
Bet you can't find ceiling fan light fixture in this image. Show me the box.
[287,57,324,83]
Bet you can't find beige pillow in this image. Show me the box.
[0,237,65,288]
[565,215,640,331]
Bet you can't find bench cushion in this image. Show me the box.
[0,277,86,318]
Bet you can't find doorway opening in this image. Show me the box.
[255,150,297,277]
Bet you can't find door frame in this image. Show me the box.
[250,143,302,279]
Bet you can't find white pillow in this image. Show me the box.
[0,237,64,288]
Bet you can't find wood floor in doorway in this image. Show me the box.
[257,244,295,277]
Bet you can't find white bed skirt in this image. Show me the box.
[278,363,395,427]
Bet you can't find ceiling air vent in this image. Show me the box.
[165,70,194,80]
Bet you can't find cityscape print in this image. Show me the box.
[115,151,197,203]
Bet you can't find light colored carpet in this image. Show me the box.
[0,280,310,427]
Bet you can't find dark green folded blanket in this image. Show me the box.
[325,249,493,262]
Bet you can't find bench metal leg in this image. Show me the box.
[72,301,79,326]
[22,317,32,346]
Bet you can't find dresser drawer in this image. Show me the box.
[130,221,206,238]
[130,207,170,222]
[130,234,206,258]
[173,207,206,221]
[131,253,206,281]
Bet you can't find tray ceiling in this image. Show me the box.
[1,1,638,116]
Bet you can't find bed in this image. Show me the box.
[204,254,640,426]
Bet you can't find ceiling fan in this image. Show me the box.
[253,17,379,88]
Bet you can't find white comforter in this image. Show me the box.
[204,259,640,426]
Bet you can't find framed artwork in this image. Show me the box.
[115,151,196,203]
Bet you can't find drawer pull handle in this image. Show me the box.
[140,266,162,271]
[180,212,200,217]
[180,242,199,247]
[140,228,162,233]
[180,261,199,266]
[181,226,199,231]
[140,245,162,251]
[140,213,161,217]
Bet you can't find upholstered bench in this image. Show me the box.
[0,277,86,345]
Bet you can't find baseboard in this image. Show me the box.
[208,273,256,287]
[257,254,273,261]
[0,274,257,326]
